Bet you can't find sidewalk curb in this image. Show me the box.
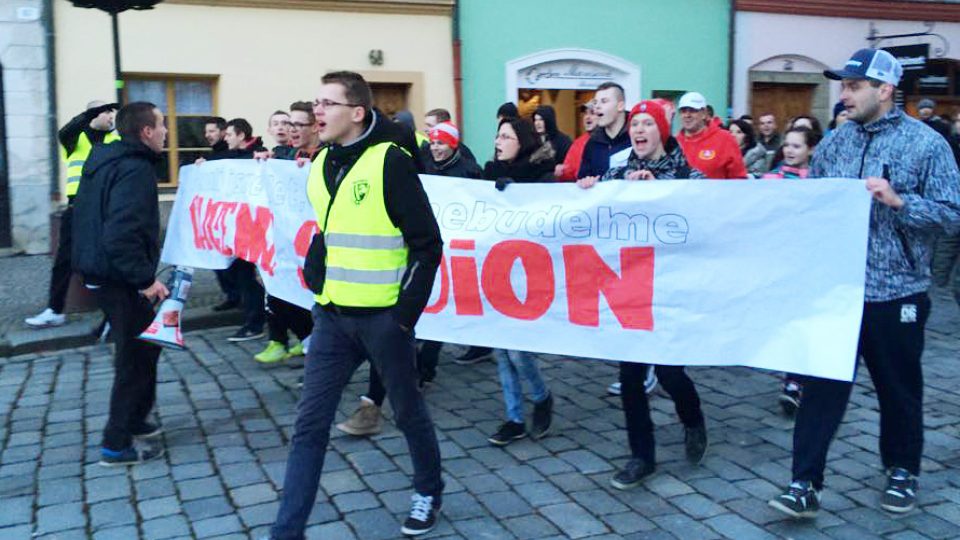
[0,308,245,358]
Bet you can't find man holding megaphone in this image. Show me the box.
[72,101,170,467]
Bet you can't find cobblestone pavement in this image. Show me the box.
[1,290,958,540]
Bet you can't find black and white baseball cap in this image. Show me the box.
[824,48,903,86]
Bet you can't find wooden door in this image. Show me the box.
[750,83,816,128]
[370,83,410,119]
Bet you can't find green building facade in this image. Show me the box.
[458,0,733,159]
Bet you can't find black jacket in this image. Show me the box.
[72,140,161,290]
[577,120,630,178]
[208,137,266,161]
[306,110,442,328]
[426,149,483,178]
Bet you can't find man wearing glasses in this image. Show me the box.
[265,71,444,539]
[254,101,322,365]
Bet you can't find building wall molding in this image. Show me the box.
[736,0,960,23]
[166,0,453,16]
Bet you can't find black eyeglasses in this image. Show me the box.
[314,99,362,111]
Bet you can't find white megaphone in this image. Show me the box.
[139,266,194,350]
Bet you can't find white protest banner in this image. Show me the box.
[161,160,316,309]
[162,160,871,381]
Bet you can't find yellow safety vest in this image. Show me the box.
[64,130,121,197]
[306,142,408,307]
[415,131,429,148]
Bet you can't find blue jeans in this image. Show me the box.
[495,349,549,423]
[270,305,443,540]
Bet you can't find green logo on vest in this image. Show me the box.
[353,179,369,205]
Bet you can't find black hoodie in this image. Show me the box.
[307,110,442,328]
[72,140,161,289]
[534,105,572,163]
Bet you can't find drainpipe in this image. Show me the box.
[452,0,463,131]
[726,0,736,120]
[43,0,59,202]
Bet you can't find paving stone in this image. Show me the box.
[182,496,235,521]
[142,514,191,539]
[89,499,136,530]
[0,495,32,527]
[85,476,131,503]
[35,502,86,534]
[502,514,560,539]
[171,461,214,481]
[343,508,400,540]
[703,513,778,540]
[192,514,243,538]
[177,476,225,501]
[653,513,722,539]
[136,477,176,499]
[138,496,181,520]
[451,516,514,539]
[218,462,266,488]
[38,477,82,506]
[602,511,657,535]
[539,502,608,538]
[513,481,569,506]
[305,521,357,540]
[238,501,280,528]
[477,490,532,519]
[229,483,277,507]
[333,491,381,513]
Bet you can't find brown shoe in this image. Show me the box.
[336,400,382,436]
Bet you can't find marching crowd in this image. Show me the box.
[25,47,960,538]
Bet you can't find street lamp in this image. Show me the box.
[68,0,164,103]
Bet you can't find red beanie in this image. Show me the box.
[428,122,460,149]
[627,100,670,145]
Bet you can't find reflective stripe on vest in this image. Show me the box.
[64,130,121,197]
[306,141,408,308]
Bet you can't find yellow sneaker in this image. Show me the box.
[286,341,305,358]
[255,341,287,364]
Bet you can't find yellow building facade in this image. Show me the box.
[53,0,455,190]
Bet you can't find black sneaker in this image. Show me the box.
[768,480,820,518]
[488,421,526,446]
[228,327,265,342]
[454,346,493,365]
[779,381,802,416]
[401,493,441,536]
[881,467,918,513]
[212,299,239,312]
[531,393,553,439]
[684,423,708,464]
[610,458,655,490]
[99,445,165,467]
[131,422,163,439]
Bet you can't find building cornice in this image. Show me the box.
[736,0,960,23]
[166,0,453,16]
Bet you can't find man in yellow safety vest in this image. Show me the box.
[25,100,119,328]
[265,71,444,539]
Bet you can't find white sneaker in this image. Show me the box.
[606,367,658,397]
[25,308,66,328]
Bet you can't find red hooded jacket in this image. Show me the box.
[555,132,590,181]
[676,123,748,179]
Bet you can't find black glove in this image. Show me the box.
[495,177,513,191]
[86,102,120,120]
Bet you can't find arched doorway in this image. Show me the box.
[748,54,831,131]
[505,49,641,138]
[0,60,11,248]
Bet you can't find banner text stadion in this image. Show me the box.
[187,194,694,331]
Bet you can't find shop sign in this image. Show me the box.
[519,60,622,89]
